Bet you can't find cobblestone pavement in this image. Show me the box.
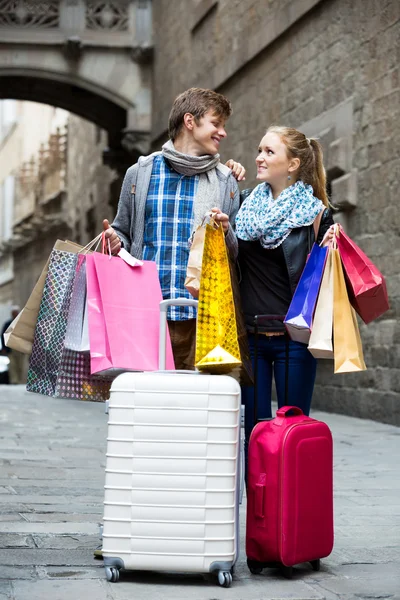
[0,385,399,600]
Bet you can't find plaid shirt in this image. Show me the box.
[143,155,198,320]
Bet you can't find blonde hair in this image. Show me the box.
[267,126,329,207]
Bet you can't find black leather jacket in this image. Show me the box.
[239,188,334,294]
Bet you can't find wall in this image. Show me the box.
[66,114,117,246]
[0,100,69,325]
[152,0,400,424]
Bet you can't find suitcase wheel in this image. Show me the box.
[310,559,321,572]
[217,570,232,587]
[247,559,263,575]
[105,566,120,583]
[279,565,293,579]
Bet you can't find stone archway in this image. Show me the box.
[0,0,153,171]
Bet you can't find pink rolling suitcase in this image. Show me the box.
[102,299,242,588]
[245,315,334,579]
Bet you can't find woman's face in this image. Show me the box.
[255,131,292,187]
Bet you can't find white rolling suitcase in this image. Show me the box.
[102,299,241,588]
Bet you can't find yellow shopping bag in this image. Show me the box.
[308,248,334,359]
[332,248,366,373]
[195,223,241,373]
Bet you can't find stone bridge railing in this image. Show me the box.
[0,0,152,61]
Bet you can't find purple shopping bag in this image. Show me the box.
[86,253,175,375]
[284,243,328,343]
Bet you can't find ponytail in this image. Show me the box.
[308,139,329,207]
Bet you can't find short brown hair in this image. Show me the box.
[168,88,232,141]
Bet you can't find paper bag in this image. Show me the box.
[308,248,334,359]
[185,225,206,298]
[195,223,241,373]
[336,226,389,324]
[86,253,175,375]
[332,248,367,374]
[284,243,328,343]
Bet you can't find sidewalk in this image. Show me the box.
[0,385,399,600]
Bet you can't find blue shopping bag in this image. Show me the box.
[284,243,328,344]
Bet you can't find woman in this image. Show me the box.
[235,126,335,449]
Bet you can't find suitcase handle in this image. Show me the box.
[255,477,266,519]
[253,314,289,425]
[159,298,198,370]
[276,406,304,418]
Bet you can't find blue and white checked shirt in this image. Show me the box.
[143,155,198,320]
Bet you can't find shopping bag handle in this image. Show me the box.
[79,232,103,254]
[159,299,198,370]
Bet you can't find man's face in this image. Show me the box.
[190,109,227,156]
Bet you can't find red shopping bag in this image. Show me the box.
[335,226,389,324]
[86,253,175,375]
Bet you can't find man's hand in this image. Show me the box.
[103,219,121,255]
[211,208,230,233]
[225,159,246,182]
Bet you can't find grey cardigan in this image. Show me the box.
[111,152,240,259]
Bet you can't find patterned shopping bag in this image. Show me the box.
[27,248,113,401]
[27,249,78,397]
[54,348,111,402]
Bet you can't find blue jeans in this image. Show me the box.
[241,333,317,469]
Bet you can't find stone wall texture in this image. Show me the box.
[152,0,400,424]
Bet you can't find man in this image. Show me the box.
[1,306,25,384]
[103,88,245,370]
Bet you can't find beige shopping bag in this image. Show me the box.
[308,248,334,359]
[332,248,366,373]
[4,240,84,355]
[184,224,206,299]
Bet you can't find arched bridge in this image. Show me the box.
[0,0,153,171]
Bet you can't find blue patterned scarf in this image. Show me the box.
[235,180,324,249]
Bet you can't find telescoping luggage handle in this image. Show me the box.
[253,314,289,426]
[159,297,245,507]
[159,298,198,370]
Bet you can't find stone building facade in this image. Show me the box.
[0,101,117,345]
[152,0,400,424]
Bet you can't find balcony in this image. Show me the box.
[9,127,68,250]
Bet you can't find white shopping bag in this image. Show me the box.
[64,256,90,352]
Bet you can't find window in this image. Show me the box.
[0,100,17,143]
[1,176,15,241]
[86,206,96,243]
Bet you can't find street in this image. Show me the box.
[0,385,399,600]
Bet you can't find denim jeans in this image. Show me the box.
[241,333,317,469]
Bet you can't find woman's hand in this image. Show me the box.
[211,208,230,233]
[225,159,246,182]
[321,224,337,247]
[103,219,121,255]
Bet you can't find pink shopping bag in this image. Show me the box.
[335,226,389,324]
[86,253,175,374]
